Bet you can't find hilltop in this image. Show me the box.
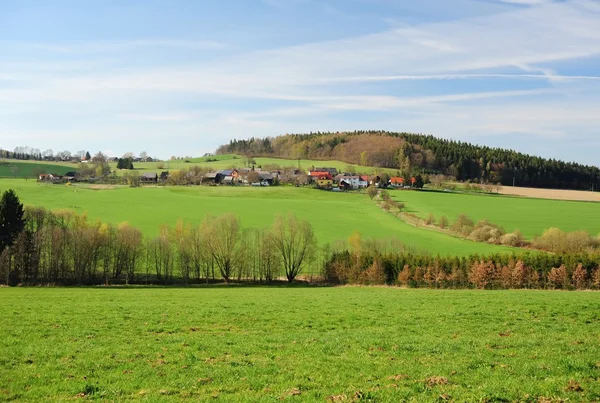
[217,131,600,191]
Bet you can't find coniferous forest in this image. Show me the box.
[217,131,600,191]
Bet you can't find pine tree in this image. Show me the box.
[85,151,91,161]
[0,190,25,253]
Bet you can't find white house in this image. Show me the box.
[337,175,368,190]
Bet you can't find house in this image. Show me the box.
[64,171,78,182]
[310,167,338,176]
[141,172,158,183]
[107,157,119,163]
[316,175,333,188]
[390,177,404,187]
[337,175,369,190]
[259,172,274,185]
[309,171,332,180]
[222,175,235,185]
[217,169,239,182]
[39,173,64,182]
[202,172,221,184]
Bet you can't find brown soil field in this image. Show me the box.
[500,186,600,202]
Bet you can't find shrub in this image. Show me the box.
[380,191,391,201]
[511,260,528,288]
[366,186,378,200]
[425,214,435,226]
[593,267,600,289]
[451,214,475,236]
[468,260,496,289]
[533,228,595,253]
[572,263,587,289]
[469,222,505,244]
[157,163,165,170]
[438,216,449,229]
[547,265,569,289]
[500,230,524,247]
[397,265,411,286]
[359,258,386,285]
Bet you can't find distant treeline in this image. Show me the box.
[217,131,600,191]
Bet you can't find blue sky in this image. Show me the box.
[1,0,600,164]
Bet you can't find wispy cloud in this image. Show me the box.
[2,0,600,163]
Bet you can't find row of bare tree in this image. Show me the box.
[0,207,317,285]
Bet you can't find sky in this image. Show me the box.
[1,0,600,165]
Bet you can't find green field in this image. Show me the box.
[155,154,397,175]
[2,155,398,177]
[391,189,600,239]
[1,287,598,402]
[0,160,75,178]
[0,179,511,256]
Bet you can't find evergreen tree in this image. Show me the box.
[85,151,91,161]
[0,190,25,253]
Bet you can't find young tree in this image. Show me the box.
[84,151,91,161]
[247,171,261,184]
[271,214,316,282]
[203,213,244,282]
[0,190,25,253]
[366,185,378,200]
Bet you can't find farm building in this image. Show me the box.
[203,172,221,184]
[259,172,275,185]
[140,172,158,183]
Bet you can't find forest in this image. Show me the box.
[217,131,600,191]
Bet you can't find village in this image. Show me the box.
[37,165,421,190]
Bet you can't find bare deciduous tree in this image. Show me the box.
[203,213,245,282]
[271,214,316,282]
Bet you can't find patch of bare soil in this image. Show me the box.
[499,186,600,202]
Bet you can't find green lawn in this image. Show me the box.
[0,179,511,256]
[1,287,598,402]
[391,189,600,239]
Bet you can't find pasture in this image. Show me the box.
[391,189,600,240]
[3,155,399,177]
[1,287,598,402]
[0,160,75,178]
[0,179,510,256]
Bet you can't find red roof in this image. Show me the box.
[310,171,331,179]
[391,177,404,184]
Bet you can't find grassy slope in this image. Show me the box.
[0,179,511,256]
[0,160,75,178]
[391,189,600,239]
[1,288,598,402]
[1,155,398,177]
[136,154,398,175]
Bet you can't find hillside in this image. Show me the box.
[217,131,600,191]
[0,160,75,178]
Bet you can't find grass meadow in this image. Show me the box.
[0,160,75,178]
[1,287,599,402]
[0,179,510,256]
[0,155,398,178]
[391,189,600,240]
